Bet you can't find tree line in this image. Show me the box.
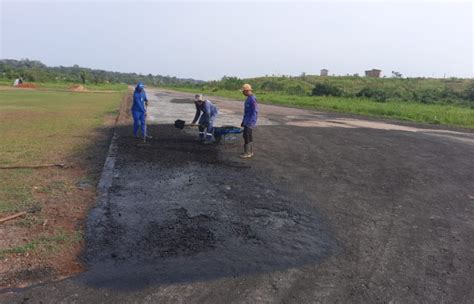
[0,59,203,86]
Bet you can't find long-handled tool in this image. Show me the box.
[143,104,148,144]
[0,204,42,224]
[137,104,151,147]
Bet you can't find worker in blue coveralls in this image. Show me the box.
[240,84,258,158]
[131,81,151,139]
[190,94,218,144]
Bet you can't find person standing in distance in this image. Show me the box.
[240,84,258,158]
[131,81,151,139]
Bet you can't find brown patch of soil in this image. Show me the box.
[69,85,87,92]
[16,83,38,89]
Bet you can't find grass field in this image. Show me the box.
[166,86,474,129]
[0,88,122,165]
[0,85,123,269]
[0,86,122,212]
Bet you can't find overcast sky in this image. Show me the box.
[1,0,472,80]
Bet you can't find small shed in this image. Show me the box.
[365,69,381,78]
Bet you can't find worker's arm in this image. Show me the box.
[191,102,201,124]
[248,97,258,127]
[143,91,149,108]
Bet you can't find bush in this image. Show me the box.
[356,87,389,102]
[260,80,284,92]
[218,76,243,90]
[465,84,474,101]
[413,89,443,104]
[286,85,307,96]
[311,83,343,97]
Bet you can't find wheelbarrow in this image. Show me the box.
[213,125,243,144]
[174,120,242,144]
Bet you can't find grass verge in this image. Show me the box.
[0,84,124,287]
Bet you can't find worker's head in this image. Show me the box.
[241,84,253,96]
[136,81,145,91]
[195,94,204,104]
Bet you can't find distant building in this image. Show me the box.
[365,69,381,78]
[320,69,328,76]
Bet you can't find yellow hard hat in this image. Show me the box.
[241,83,252,92]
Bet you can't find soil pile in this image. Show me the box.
[16,83,38,89]
[70,85,87,92]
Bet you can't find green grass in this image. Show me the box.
[0,85,123,213]
[166,86,474,128]
[189,75,473,104]
[0,169,34,213]
[0,229,83,257]
[0,87,122,164]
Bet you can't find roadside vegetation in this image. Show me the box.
[165,76,474,128]
[3,58,472,128]
[0,83,125,287]
[0,58,201,86]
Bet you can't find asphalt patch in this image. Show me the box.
[82,125,337,290]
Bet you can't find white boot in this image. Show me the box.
[203,133,215,144]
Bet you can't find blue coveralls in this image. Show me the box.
[241,94,258,144]
[192,100,218,141]
[131,83,148,137]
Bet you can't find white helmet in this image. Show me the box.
[194,94,204,102]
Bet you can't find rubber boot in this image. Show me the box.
[203,133,214,145]
[240,144,252,159]
[198,132,205,142]
[248,142,254,157]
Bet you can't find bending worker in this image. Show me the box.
[240,84,258,158]
[131,81,150,139]
[191,94,218,143]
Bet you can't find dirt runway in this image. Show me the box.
[2,89,473,303]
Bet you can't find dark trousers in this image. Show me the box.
[243,127,253,144]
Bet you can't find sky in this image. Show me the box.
[0,0,472,80]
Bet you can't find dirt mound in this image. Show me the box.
[70,85,87,92]
[16,83,38,89]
